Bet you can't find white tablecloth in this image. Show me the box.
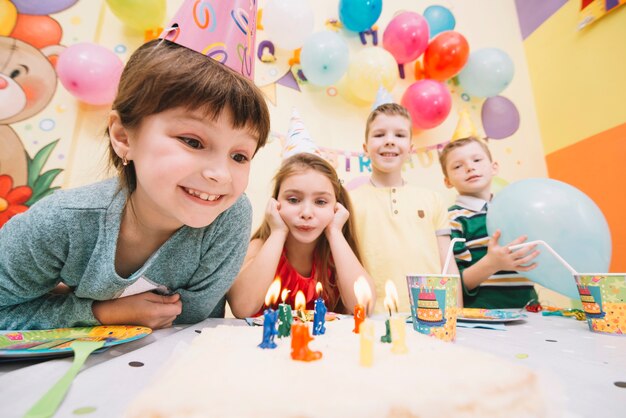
[1,313,625,417]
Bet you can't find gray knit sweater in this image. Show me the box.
[0,178,252,330]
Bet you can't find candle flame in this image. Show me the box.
[316,281,323,297]
[295,290,306,312]
[281,288,290,303]
[384,280,399,314]
[265,277,281,307]
[354,276,372,306]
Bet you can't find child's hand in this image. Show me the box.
[486,230,540,272]
[325,202,349,236]
[92,292,182,330]
[265,198,289,236]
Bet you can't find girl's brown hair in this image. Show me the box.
[107,39,270,192]
[252,153,362,311]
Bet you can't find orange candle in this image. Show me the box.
[290,292,322,362]
[353,276,372,334]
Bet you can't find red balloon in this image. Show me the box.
[401,80,452,130]
[10,14,62,49]
[423,31,469,81]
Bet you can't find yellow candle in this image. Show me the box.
[390,316,408,354]
[359,319,374,367]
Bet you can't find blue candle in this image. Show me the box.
[313,282,327,336]
[258,307,278,349]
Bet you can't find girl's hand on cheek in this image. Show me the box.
[326,203,349,236]
[266,198,289,236]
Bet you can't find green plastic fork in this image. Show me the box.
[24,340,106,418]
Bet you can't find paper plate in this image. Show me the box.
[458,308,526,323]
[0,325,152,359]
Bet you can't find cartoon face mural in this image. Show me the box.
[0,36,59,186]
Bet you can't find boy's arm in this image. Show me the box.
[325,203,376,314]
[460,230,539,291]
[227,198,288,318]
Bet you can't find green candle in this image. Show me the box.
[380,318,392,343]
[277,303,293,338]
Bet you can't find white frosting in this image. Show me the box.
[126,320,553,418]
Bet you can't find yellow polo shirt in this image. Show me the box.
[350,183,451,313]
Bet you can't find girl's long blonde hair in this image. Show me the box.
[252,153,362,311]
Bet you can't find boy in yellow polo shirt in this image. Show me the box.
[349,103,458,313]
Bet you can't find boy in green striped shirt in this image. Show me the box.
[439,137,539,308]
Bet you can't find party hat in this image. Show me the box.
[160,0,257,80]
[283,108,322,159]
[450,108,478,141]
[371,85,395,110]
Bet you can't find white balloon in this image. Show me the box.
[263,0,314,51]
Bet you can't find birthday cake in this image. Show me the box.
[577,285,604,318]
[416,290,445,324]
[126,319,556,418]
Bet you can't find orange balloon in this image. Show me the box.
[414,59,425,80]
[10,14,62,49]
[423,31,469,81]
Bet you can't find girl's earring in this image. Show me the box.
[122,156,129,166]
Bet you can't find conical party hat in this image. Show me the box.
[371,85,395,110]
[450,108,478,141]
[283,108,322,159]
[160,0,257,80]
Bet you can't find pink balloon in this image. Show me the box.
[382,11,429,64]
[57,43,124,105]
[401,80,452,129]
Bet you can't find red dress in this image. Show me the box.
[254,250,337,316]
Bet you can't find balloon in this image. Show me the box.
[106,0,165,32]
[481,96,520,139]
[10,0,78,15]
[346,47,398,102]
[263,0,314,51]
[382,12,429,64]
[458,48,514,98]
[338,0,382,32]
[423,31,469,81]
[300,31,349,86]
[57,43,124,105]
[9,14,62,49]
[401,80,451,129]
[0,0,17,36]
[487,179,612,300]
[423,5,456,38]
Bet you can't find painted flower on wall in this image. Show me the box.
[0,174,32,228]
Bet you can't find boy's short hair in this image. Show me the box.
[439,136,493,177]
[108,39,270,192]
[365,103,412,141]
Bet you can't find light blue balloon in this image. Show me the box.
[487,179,612,300]
[300,31,349,86]
[338,0,382,32]
[458,48,514,98]
[423,5,456,38]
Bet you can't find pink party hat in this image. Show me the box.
[283,108,322,159]
[160,0,258,80]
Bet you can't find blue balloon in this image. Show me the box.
[423,5,456,37]
[300,31,350,86]
[487,179,612,300]
[458,48,514,98]
[338,0,382,33]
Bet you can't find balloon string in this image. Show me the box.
[509,240,578,275]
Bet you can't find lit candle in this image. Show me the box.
[291,292,322,362]
[359,319,374,367]
[387,281,408,354]
[353,276,372,334]
[277,288,293,338]
[294,290,307,322]
[380,280,397,343]
[313,282,327,336]
[258,278,280,349]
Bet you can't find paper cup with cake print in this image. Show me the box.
[575,273,626,336]
[407,274,460,342]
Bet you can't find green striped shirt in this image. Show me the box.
[449,195,537,309]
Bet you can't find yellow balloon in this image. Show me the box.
[106,0,166,31]
[347,47,398,103]
[0,0,17,36]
